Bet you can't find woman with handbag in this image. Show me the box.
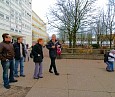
[46,34,61,75]
[32,38,44,79]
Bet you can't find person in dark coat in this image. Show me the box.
[13,37,26,77]
[46,34,61,75]
[32,38,44,79]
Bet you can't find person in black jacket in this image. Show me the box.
[32,38,44,79]
[13,37,26,77]
[46,34,61,75]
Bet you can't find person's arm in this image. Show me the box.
[32,45,39,57]
[109,53,115,58]
[57,41,61,48]
[13,43,16,52]
[46,41,54,50]
[0,43,4,60]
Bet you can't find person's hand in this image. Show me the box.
[57,45,60,48]
[6,59,9,61]
[52,46,55,48]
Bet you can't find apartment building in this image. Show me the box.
[32,11,48,44]
[0,0,32,46]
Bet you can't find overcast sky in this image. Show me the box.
[32,0,107,21]
[32,0,107,35]
[32,0,56,22]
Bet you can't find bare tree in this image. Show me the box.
[72,0,96,47]
[104,0,115,48]
[47,0,96,48]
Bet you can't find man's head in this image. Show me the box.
[37,38,44,46]
[17,37,23,43]
[2,33,12,42]
[51,34,56,42]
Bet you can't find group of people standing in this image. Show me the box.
[32,34,61,79]
[0,33,61,89]
[0,33,26,89]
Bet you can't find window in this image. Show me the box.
[6,0,10,5]
[0,13,4,18]
[15,16,18,20]
[1,0,4,2]
[11,28,14,31]
[11,14,14,18]
[22,23,24,27]
[6,16,9,20]
[11,9,14,18]
[25,11,26,16]
[22,9,24,16]
[19,0,21,5]
[15,11,18,16]
[19,17,21,21]
[15,29,18,32]
[11,9,14,13]
[15,0,19,4]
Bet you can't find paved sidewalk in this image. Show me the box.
[0,49,115,97]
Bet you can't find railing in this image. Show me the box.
[62,48,110,54]
[61,48,112,59]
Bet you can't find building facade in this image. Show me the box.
[32,11,48,44]
[0,0,32,46]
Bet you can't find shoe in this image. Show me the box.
[4,85,11,89]
[14,75,19,77]
[33,77,39,79]
[9,79,18,83]
[55,72,59,75]
[39,76,43,78]
[107,70,113,72]
[20,75,25,77]
[49,70,53,73]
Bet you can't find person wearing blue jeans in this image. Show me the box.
[15,57,24,76]
[108,61,114,71]
[106,61,114,71]
[106,50,115,72]
[13,37,26,77]
[105,61,111,71]
[1,60,15,87]
[0,33,17,89]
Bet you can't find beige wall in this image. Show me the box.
[32,11,49,44]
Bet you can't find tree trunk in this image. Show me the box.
[73,32,76,48]
[110,29,112,49]
[68,33,72,48]
[97,35,100,46]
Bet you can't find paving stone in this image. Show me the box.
[26,88,68,97]
[0,49,115,97]
[69,90,111,97]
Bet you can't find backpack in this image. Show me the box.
[30,47,33,58]
[104,52,109,62]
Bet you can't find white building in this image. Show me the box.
[0,0,32,46]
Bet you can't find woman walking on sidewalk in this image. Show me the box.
[32,38,44,79]
[46,34,61,75]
